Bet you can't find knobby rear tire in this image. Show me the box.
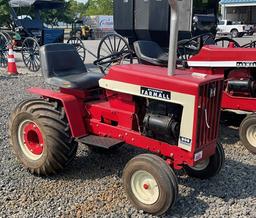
[9,98,78,176]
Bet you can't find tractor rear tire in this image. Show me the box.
[123,154,178,215]
[239,114,256,154]
[184,143,225,179]
[8,98,78,176]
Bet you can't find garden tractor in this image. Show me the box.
[70,19,94,40]
[186,42,256,154]
[9,0,225,215]
[133,28,256,155]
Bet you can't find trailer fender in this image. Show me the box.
[28,88,87,138]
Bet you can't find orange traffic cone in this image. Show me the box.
[7,44,18,75]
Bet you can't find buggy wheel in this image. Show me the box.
[97,33,133,74]
[239,114,256,154]
[123,154,178,215]
[67,37,86,62]
[22,37,40,72]
[8,99,78,176]
[177,39,198,66]
[0,32,11,68]
[215,37,240,48]
[184,143,225,179]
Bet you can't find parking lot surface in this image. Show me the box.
[0,36,256,217]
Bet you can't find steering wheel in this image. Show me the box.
[94,50,133,74]
[177,33,215,67]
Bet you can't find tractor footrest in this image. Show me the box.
[78,135,124,149]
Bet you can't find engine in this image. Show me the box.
[142,100,182,145]
[226,69,256,97]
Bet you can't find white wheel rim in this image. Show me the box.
[17,119,44,161]
[246,125,256,148]
[190,159,210,171]
[131,170,160,205]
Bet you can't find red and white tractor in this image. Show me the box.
[8,0,225,215]
[133,30,256,155]
[186,43,256,154]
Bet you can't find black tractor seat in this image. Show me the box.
[133,40,168,67]
[40,43,103,89]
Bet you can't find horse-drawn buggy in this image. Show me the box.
[96,0,256,71]
[0,0,85,72]
[95,0,220,73]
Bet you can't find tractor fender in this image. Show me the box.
[28,88,87,138]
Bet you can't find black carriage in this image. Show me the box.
[96,0,220,73]
[0,0,85,72]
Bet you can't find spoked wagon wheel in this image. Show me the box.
[184,143,225,179]
[0,32,11,68]
[177,39,199,66]
[22,37,40,72]
[8,98,78,176]
[177,33,215,67]
[123,154,178,215]
[215,37,240,48]
[97,33,133,74]
[67,37,86,62]
[239,114,256,154]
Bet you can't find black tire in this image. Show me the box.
[239,114,256,154]
[231,29,238,38]
[123,154,178,215]
[184,143,225,179]
[138,153,179,200]
[8,98,78,176]
[21,37,41,72]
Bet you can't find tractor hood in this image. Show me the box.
[9,0,63,9]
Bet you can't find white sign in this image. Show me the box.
[98,16,113,29]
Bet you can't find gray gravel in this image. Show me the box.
[0,38,256,217]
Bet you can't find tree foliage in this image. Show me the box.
[86,0,113,15]
[0,0,11,27]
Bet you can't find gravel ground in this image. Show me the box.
[0,38,256,217]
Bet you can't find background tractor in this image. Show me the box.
[70,18,94,40]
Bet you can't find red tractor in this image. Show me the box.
[186,39,256,154]
[8,0,224,215]
[133,32,256,155]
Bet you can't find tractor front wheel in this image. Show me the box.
[8,99,78,176]
[239,114,256,154]
[122,154,178,215]
[184,143,225,179]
